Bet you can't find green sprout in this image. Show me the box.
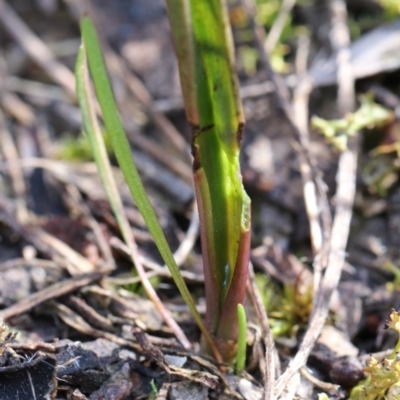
[312,94,393,152]
[149,379,158,400]
[76,0,251,365]
[349,309,400,399]
[235,303,247,375]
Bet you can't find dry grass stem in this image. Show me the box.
[273,0,358,396]
[0,266,112,320]
[264,0,297,54]
[247,263,276,400]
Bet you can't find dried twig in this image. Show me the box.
[264,0,297,54]
[330,0,355,114]
[247,263,276,400]
[0,258,60,272]
[0,266,112,321]
[241,0,331,257]
[24,228,97,274]
[51,301,143,352]
[300,366,340,392]
[0,0,75,97]
[133,328,219,388]
[292,37,328,257]
[1,91,36,125]
[240,0,334,396]
[0,198,99,274]
[170,201,199,267]
[4,76,69,103]
[291,36,331,294]
[241,0,359,396]
[155,383,171,400]
[273,0,358,396]
[65,295,115,332]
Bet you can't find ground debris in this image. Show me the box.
[89,362,134,400]
[169,380,208,400]
[134,328,219,390]
[0,349,57,400]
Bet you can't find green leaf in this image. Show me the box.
[78,17,219,357]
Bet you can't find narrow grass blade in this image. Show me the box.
[75,43,191,348]
[78,17,220,359]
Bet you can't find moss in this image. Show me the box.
[349,309,400,399]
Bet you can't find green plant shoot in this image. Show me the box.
[166,0,251,362]
[78,17,221,360]
[236,303,247,375]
